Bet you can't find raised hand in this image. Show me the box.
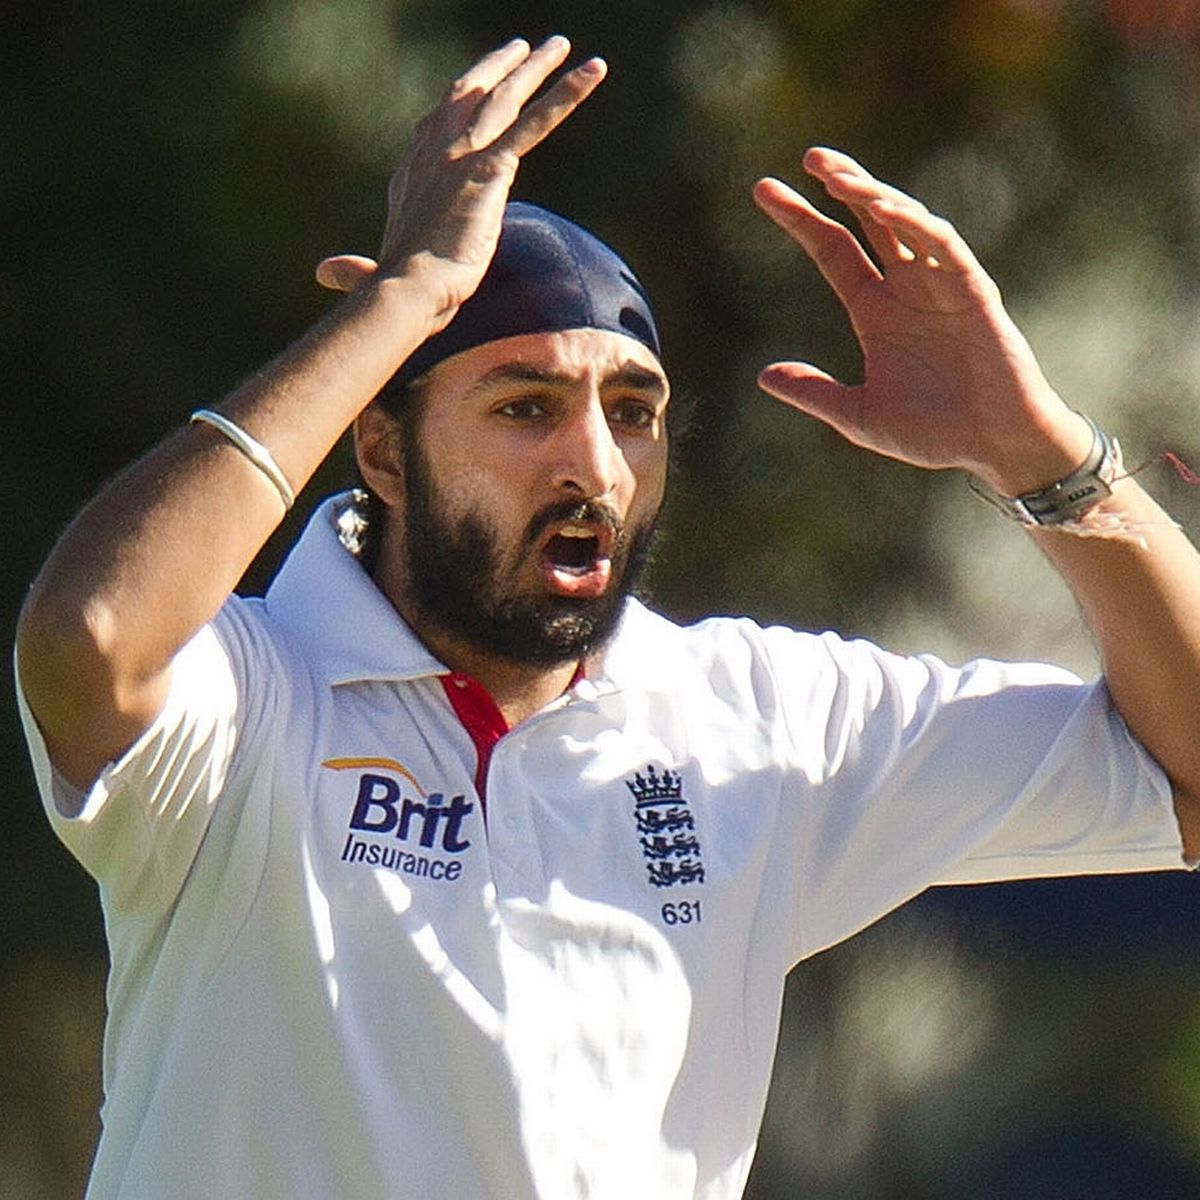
[318,36,605,324]
[753,148,1092,495]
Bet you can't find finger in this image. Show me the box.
[840,188,918,267]
[446,37,532,103]
[809,150,969,272]
[804,149,927,264]
[867,198,981,275]
[426,39,534,146]
[753,176,882,306]
[810,173,922,268]
[757,362,867,442]
[810,151,986,277]
[496,56,607,158]
[454,34,574,153]
[315,254,379,293]
[803,146,886,191]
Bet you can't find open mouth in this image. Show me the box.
[539,520,615,597]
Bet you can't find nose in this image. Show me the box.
[550,398,624,499]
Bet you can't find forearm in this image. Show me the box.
[16,271,441,785]
[1027,477,1200,856]
[17,32,604,787]
[753,147,1200,856]
[978,405,1200,854]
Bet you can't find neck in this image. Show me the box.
[422,631,580,728]
[374,556,581,727]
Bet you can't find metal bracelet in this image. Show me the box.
[189,409,295,511]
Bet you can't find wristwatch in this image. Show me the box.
[980,414,1122,526]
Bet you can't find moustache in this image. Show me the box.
[523,499,624,550]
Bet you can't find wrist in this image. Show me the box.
[973,409,1096,498]
[970,412,1123,527]
[368,254,467,341]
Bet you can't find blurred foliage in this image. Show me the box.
[5,1,1200,1196]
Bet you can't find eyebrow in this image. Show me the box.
[468,362,670,402]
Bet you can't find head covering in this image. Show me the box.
[387,202,661,393]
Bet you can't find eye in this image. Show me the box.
[607,399,658,431]
[494,397,548,421]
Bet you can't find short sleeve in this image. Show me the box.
[16,598,266,914]
[757,629,1188,962]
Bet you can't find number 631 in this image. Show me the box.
[661,900,702,926]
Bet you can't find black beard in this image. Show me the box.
[399,435,657,668]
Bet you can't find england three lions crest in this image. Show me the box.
[626,764,705,888]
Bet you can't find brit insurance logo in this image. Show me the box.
[322,757,474,884]
[626,764,705,888]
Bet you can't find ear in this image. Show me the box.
[354,405,406,508]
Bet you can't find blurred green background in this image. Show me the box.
[5,1,1200,1196]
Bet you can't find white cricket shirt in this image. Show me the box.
[19,494,1187,1200]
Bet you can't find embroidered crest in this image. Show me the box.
[626,764,705,888]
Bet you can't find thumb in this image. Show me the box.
[757,362,858,431]
[315,254,380,293]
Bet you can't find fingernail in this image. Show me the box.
[580,56,606,76]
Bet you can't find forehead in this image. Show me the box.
[419,328,669,399]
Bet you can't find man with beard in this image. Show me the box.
[355,199,664,680]
[14,34,1200,1200]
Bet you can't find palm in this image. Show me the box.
[755,149,1068,487]
[316,38,605,320]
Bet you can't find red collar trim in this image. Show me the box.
[439,663,586,805]
[439,674,509,807]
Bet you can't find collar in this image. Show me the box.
[265,494,446,685]
[589,597,689,693]
[263,493,681,692]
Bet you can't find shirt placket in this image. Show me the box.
[485,732,548,900]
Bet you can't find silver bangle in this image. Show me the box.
[189,409,295,511]
[970,414,1122,527]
